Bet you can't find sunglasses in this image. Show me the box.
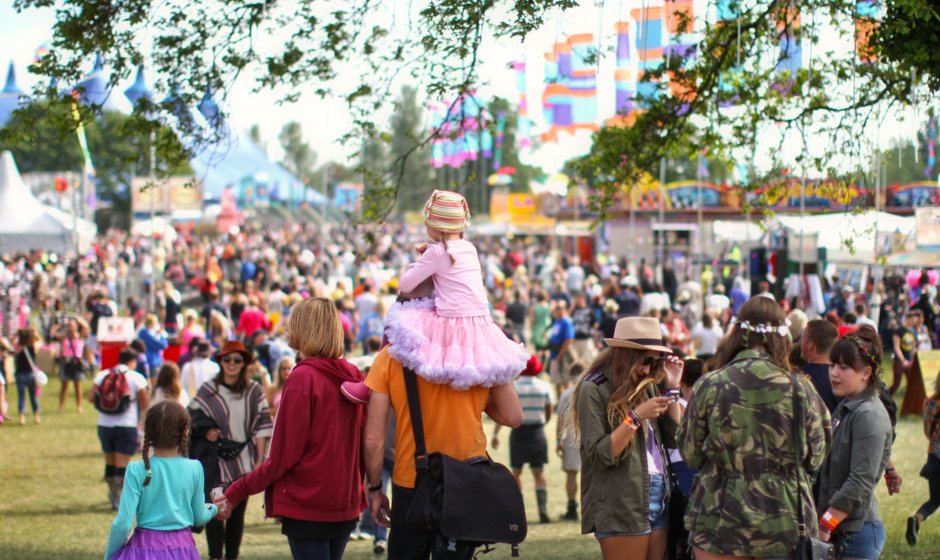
[221,356,244,364]
[640,355,666,367]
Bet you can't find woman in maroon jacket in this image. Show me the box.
[217,297,367,560]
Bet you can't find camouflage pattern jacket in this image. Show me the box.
[578,372,678,535]
[677,349,831,557]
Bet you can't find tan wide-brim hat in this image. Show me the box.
[604,317,673,354]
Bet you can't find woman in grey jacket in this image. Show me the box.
[566,317,683,560]
[817,325,892,559]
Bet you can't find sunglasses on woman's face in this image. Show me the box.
[222,356,244,364]
[641,355,665,367]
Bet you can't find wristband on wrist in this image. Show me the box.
[621,411,639,431]
[819,511,840,534]
[884,467,896,477]
[368,483,382,493]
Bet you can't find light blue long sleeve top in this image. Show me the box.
[105,456,218,560]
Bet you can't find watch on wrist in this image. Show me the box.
[368,483,382,493]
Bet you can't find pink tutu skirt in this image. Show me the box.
[112,527,200,560]
[385,298,530,389]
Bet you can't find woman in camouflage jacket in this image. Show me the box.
[678,296,831,559]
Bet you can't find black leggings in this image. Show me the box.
[206,498,248,559]
[917,455,940,520]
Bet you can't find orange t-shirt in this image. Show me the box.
[365,348,491,489]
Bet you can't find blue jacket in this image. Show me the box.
[137,327,168,370]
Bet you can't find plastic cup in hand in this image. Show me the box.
[211,487,227,514]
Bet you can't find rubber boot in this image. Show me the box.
[536,488,550,523]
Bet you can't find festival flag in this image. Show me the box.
[429,94,491,168]
[771,2,801,95]
[855,1,879,64]
[716,0,737,20]
[541,44,572,142]
[492,111,506,171]
[607,21,636,127]
[511,62,533,148]
[775,3,801,75]
[631,6,665,109]
[541,34,598,142]
[715,0,740,106]
[567,34,599,127]
[664,0,697,112]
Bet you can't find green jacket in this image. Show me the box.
[677,350,832,557]
[817,393,892,534]
[577,371,678,535]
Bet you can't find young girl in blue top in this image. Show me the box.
[105,401,218,560]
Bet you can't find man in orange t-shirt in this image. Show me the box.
[363,347,522,559]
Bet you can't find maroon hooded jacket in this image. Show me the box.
[225,356,367,522]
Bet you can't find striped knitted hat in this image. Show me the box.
[424,190,470,233]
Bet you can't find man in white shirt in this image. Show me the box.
[354,283,378,322]
[90,347,149,511]
[180,340,220,397]
[855,303,878,330]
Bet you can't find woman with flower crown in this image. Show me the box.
[677,296,832,559]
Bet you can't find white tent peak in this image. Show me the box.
[0,150,59,232]
[0,151,96,254]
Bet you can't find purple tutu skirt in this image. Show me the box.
[112,527,200,560]
[386,298,529,390]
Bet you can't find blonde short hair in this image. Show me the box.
[287,297,343,359]
[144,313,159,329]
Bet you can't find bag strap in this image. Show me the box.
[790,374,807,536]
[23,346,40,373]
[402,367,429,473]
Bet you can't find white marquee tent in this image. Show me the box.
[773,211,915,263]
[0,151,97,254]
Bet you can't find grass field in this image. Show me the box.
[2,384,940,559]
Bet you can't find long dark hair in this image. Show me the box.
[153,362,182,401]
[565,346,663,449]
[141,401,190,486]
[214,357,251,394]
[712,296,791,372]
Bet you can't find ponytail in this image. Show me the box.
[441,237,457,266]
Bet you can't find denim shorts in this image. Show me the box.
[595,474,668,540]
[841,521,885,559]
[98,426,139,455]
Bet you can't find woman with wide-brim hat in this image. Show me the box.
[564,316,683,560]
[189,340,273,560]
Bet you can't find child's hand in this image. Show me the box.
[414,243,428,254]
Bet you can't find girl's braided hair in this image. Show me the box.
[141,401,190,486]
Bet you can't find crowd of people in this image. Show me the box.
[1,187,939,560]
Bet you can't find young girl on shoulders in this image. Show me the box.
[105,401,219,560]
[342,189,528,401]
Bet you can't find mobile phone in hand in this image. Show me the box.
[662,388,681,402]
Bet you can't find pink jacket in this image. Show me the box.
[399,240,489,317]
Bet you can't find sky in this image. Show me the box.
[0,1,921,179]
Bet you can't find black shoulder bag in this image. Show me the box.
[665,451,692,560]
[402,367,527,556]
[791,375,834,560]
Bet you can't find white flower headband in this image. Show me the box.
[730,316,791,337]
